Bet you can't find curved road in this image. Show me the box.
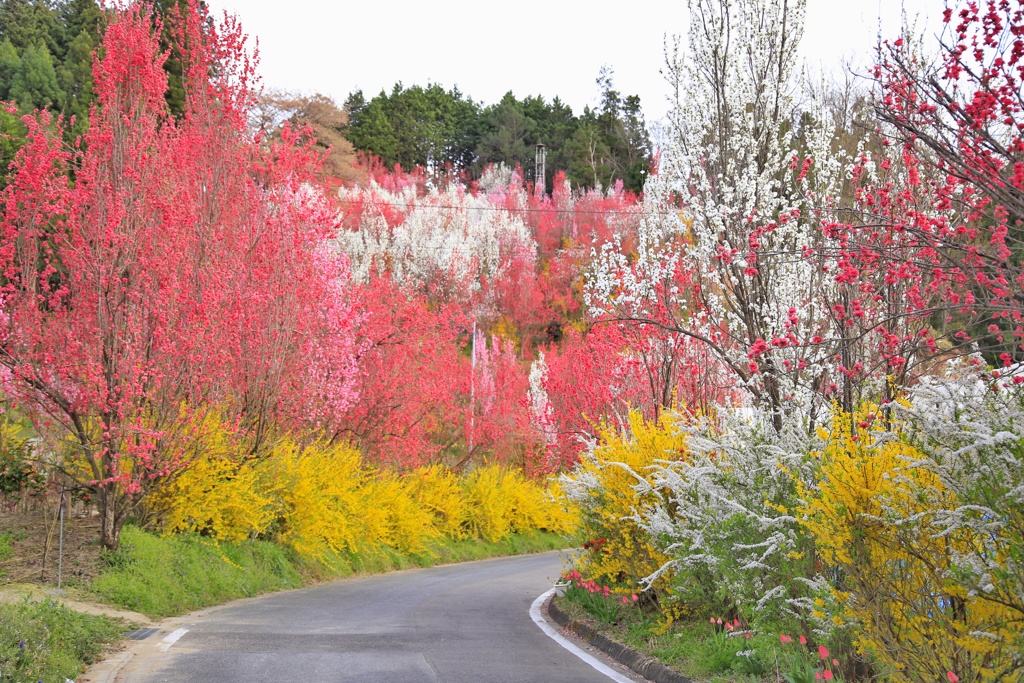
[102,551,641,683]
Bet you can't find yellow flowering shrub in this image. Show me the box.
[402,465,469,538]
[462,465,550,541]
[272,440,374,561]
[148,417,278,542]
[369,471,439,554]
[799,409,1020,683]
[559,411,686,598]
[540,479,580,537]
[152,454,278,542]
[150,436,578,562]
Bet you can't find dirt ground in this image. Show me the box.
[0,508,106,588]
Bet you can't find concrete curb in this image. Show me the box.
[546,595,694,683]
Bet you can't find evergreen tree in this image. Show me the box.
[9,41,64,109]
[476,93,534,173]
[0,37,18,99]
[564,115,614,190]
[57,0,101,55]
[0,0,61,55]
[522,94,577,191]
[57,25,95,138]
[344,83,480,173]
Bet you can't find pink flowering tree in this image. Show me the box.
[0,1,359,549]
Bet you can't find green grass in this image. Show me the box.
[88,526,305,619]
[556,592,792,683]
[89,526,570,619]
[0,598,126,683]
[0,531,14,569]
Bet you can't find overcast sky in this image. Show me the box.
[203,0,945,122]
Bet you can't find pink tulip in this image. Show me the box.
[948,673,960,683]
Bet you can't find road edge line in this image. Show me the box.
[530,589,636,683]
[156,627,189,652]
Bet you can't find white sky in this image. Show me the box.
[203,0,945,123]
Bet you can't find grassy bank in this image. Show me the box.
[0,599,126,683]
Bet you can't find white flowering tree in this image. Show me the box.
[588,0,843,431]
[335,173,536,317]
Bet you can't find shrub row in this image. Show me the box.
[559,377,1024,683]
[150,436,577,563]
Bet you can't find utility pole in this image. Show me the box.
[469,321,476,455]
[535,143,546,195]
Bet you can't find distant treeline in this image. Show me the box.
[343,68,653,193]
[0,2,652,193]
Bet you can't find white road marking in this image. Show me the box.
[156,628,189,651]
[530,588,637,683]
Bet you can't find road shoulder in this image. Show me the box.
[545,593,693,683]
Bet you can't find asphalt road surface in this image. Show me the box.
[108,551,641,683]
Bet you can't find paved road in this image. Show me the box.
[106,551,635,683]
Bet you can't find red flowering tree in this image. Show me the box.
[0,1,359,549]
[338,274,470,469]
[830,0,1024,392]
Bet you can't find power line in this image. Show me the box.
[334,197,679,217]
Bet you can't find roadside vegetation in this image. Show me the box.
[3,0,1024,681]
[0,599,125,683]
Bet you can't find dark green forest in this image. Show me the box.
[343,67,652,192]
[0,1,652,193]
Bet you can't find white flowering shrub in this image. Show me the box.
[894,376,1024,668]
[637,407,828,632]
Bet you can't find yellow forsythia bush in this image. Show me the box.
[149,416,279,542]
[369,471,439,555]
[799,409,1019,683]
[402,464,469,538]
[462,466,549,541]
[151,432,577,561]
[271,440,377,561]
[559,411,686,597]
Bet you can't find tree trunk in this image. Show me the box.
[98,486,121,552]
